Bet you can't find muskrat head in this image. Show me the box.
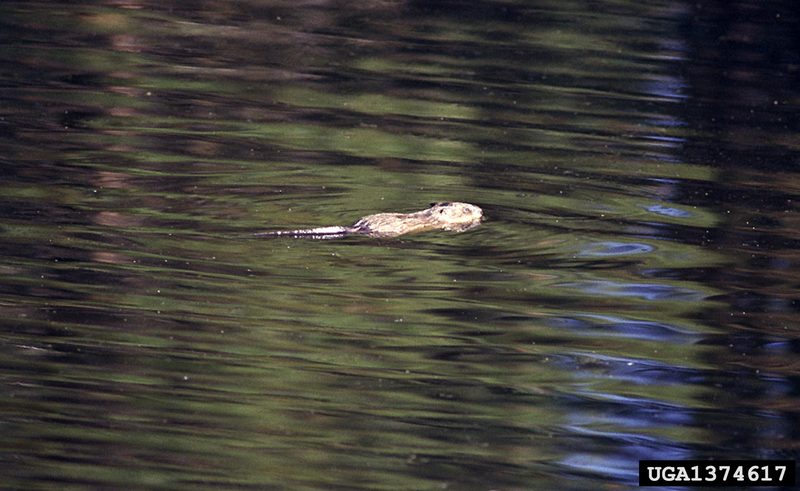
[428,201,484,230]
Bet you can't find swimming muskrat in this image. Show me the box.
[255,202,483,239]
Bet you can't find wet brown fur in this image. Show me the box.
[257,202,483,239]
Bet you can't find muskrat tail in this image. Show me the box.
[254,226,352,238]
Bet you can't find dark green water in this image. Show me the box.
[1,1,798,489]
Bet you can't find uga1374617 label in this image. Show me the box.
[639,460,795,486]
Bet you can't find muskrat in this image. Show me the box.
[255,202,483,239]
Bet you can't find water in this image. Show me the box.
[1,1,798,489]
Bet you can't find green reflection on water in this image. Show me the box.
[274,87,477,120]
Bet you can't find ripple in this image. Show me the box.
[644,204,692,218]
[578,241,654,257]
[551,314,704,342]
[558,280,707,301]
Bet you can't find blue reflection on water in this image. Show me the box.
[557,353,703,487]
[645,204,693,218]
[559,280,706,301]
[550,314,703,342]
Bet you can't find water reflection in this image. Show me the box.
[0,0,799,489]
[578,241,654,257]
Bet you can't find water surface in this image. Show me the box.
[1,0,798,489]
